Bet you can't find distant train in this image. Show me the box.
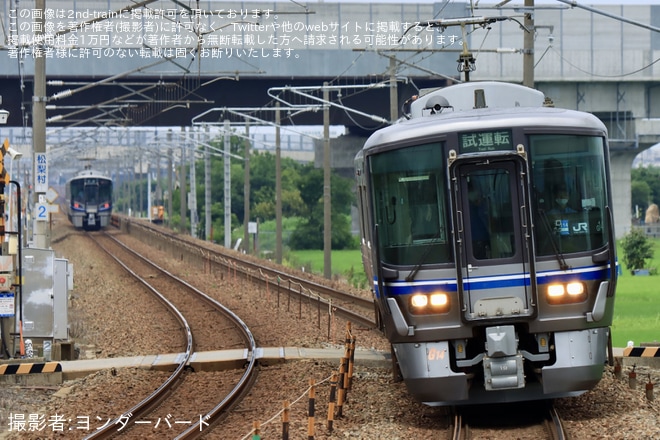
[355,81,617,406]
[65,168,113,230]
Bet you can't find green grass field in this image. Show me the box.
[286,249,366,285]
[290,240,660,348]
[612,239,660,347]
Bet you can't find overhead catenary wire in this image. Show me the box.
[555,0,660,34]
[549,47,660,78]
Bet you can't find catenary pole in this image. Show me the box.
[243,119,251,254]
[323,83,332,279]
[523,0,535,88]
[224,119,231,248]
[33,0,48,248]
[275,103,283,264]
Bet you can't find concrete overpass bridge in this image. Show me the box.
[1,0,659,237]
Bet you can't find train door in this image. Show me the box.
[452,159,536,321]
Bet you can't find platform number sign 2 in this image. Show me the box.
[36,202,48,221]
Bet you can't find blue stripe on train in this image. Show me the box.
[373,264,612,297]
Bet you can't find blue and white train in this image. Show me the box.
[355,81,617,406]
[65,167,113,230]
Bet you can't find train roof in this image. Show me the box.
[363,82,608,151]
[66,169,112,183]
[409,81,546,116]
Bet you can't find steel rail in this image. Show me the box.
[115,215,379,329]
[103,232,260,438]
[84,232,258,439]
[546,402,567,440]
[83,233,194,440]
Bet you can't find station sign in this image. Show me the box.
[35,152,48,193]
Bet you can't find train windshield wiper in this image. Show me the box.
[538,209,569,271]
[406,235,441,282]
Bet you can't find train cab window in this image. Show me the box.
[529,134,608,255]
[85,185,99,205]
[369,142,451,266]
[464,169,516,260]
[71,181,85,204]
[99,180,112,203]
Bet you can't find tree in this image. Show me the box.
[631,180,651,221]
[289,163,356,250]
[632,166,660,215]
[620,228,654,273]
[186,143,355,249]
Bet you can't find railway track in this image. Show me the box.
[112,214,378,330]
[449,400,568,440]
[83,231,258,439]
[9,215,655,439]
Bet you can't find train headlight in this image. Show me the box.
[410,292,449,314]
[546,282,587,304]
[566,282,585,296]
[430,293,448,307]
[411,294,428,308]
[547,284,565,298]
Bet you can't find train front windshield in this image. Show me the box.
[368,134,609,267]
[369,142,451,266]
[71,178,112,207]
[71,180,86,204]
[529,134,608,255]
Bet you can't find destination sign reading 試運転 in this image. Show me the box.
[459,130,513,153]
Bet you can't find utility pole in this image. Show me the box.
[323,83,331,279]
[179,134,187,234]
[138,153,143,217]
[523,0,535,88]
[189,128,198,238]
[32,0,48,248]
[389,57,398,122]
[223,120,231,248]
[147,164,152,221]
[204,126,211,241]
[243,119,251,254]
[275,103,282,264]
[167,146,173,228]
